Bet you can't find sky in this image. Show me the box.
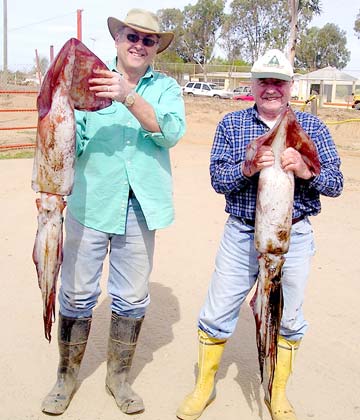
[1,0,197,72]
[311,0,360,77]
[1,0,359,78]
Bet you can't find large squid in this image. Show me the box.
[245,107,321,400]
[32,38,111,342]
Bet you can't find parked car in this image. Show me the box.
[233,86,251,95]
[20,77,40,86]
[233,92,254,101]
[182,81,233,99]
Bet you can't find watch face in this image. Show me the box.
[125,93,135,107]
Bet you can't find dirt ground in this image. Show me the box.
[0,94,360,420]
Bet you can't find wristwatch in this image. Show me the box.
[123,90,136,108]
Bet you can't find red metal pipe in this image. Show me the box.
[0,126,36,130]
[0,90,38,94]
[0,109,37,112]
[35,49,42,85]
[0,144,35,150]
[77,9,83,41]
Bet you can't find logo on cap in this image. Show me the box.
[267,55,280,66]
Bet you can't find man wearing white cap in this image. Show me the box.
[176,49,343,420]
[41,8,185,416]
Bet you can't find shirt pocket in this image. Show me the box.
[85,105,123,153]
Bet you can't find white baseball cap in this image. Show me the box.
[251,49,294,81]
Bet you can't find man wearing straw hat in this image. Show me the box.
[41,8,185,416]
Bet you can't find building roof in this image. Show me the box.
[300,66,357,82]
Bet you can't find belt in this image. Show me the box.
[241,215,305,227]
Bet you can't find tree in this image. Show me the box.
[157,2,226,67]
[355,9,360,39]
[296,23,350,70]
[287,0,321,64]
[218,14,244,64]
[228,0,293,63]
[181,0,225,67]
[156,8,187,62]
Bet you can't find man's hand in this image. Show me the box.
[281,147,314,179]
[88,69,132,103]
[242,145,275,178]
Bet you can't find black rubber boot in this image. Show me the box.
[41,314,92,415]
[105,312,144,414]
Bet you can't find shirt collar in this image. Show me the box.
[250,105,262,123]
[251,104,292,127]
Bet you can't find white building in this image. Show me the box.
[298,67,359,104]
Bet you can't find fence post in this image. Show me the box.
[310,95,318,116]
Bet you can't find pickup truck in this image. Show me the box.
[352,94,360,110]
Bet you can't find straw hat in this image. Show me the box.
[108,8,174,54]
[251,49,294,81]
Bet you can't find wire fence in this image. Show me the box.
[1,76,359,156]
[0,62,253,90]
[0,86,38,152]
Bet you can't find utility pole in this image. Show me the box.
[2,0,8,84]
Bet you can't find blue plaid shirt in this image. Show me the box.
[210,106,343,220]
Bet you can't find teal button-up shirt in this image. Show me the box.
[67,62,186,234]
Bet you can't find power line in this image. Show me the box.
[9,12,75,32]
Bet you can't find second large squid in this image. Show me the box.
[245,107,321,400]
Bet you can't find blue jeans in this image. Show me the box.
[59,197,155,318]
[198,215,315,341]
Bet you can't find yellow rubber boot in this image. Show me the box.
[265,336,301,420]
[176,330,226,420]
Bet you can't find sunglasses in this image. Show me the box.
[126,33,158,48]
